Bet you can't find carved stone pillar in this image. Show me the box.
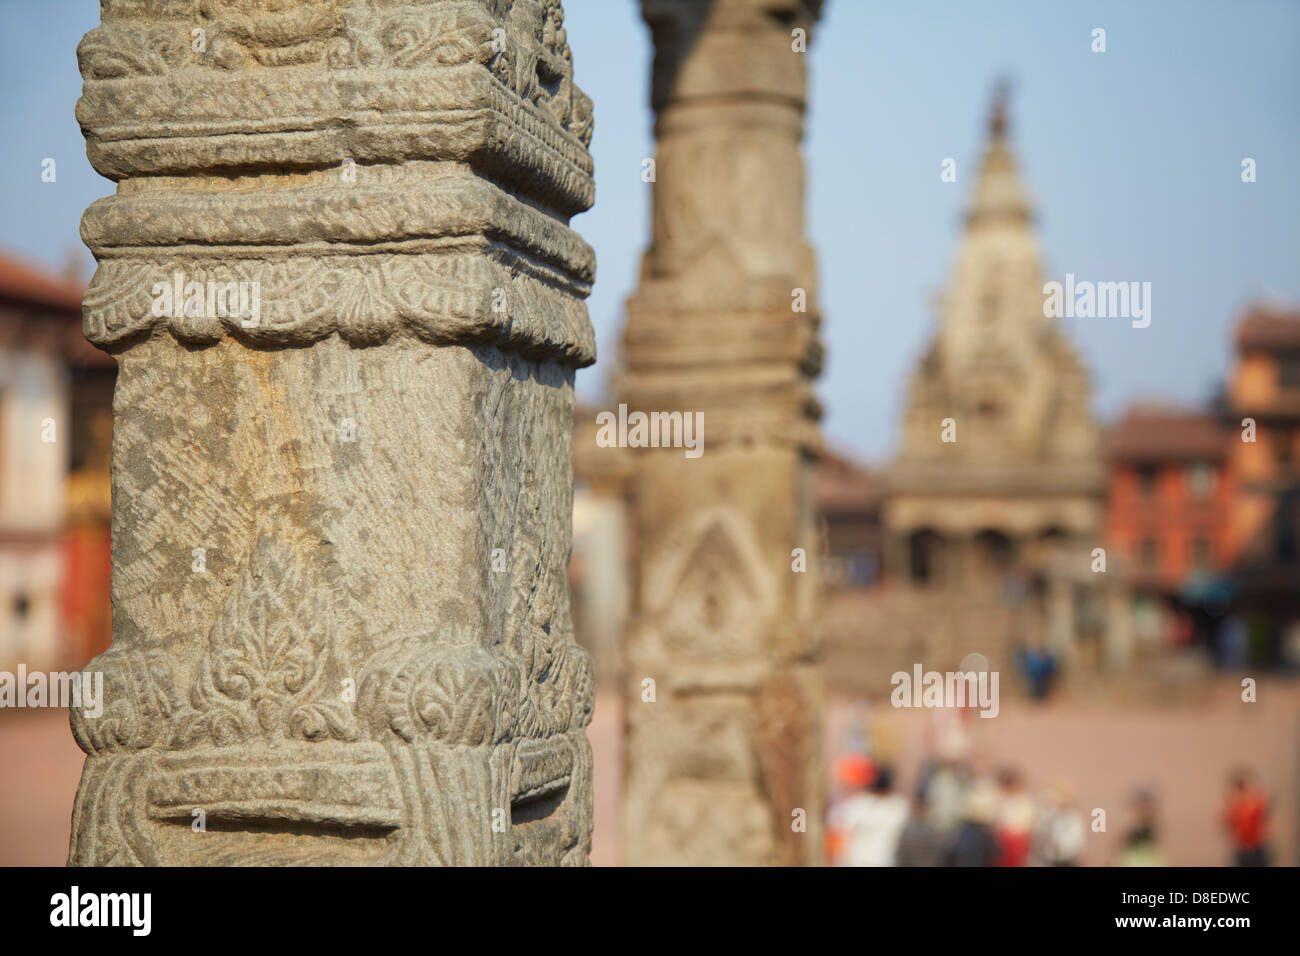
[69,0,596,866]
[618,0,824,866]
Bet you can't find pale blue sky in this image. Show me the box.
[2,0,1297,461]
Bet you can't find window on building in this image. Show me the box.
[1186,462,1216,499]
[1275,431,1295,469]
[1137,466,1159,498]
[974,529,1016,575]
[1277,353,1300,391]
[908,530,943,584]
[1139,537,1159,570]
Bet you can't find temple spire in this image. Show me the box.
[967,79,1032,227]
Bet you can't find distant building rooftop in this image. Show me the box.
[816,447,882,512]
[1236,305,1300,352]
[1106,404,1229,463]
[0,250,109,368]
[0,252,83,314]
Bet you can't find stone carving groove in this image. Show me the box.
[69,0,595,867]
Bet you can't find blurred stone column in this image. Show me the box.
[69,0,596,866]
[1045,569,1075,664]
[618,0,825,866]
[1104,581,1135,672]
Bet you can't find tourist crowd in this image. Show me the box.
[826,711,1274,867]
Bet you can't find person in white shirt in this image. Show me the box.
[828,767,910,867]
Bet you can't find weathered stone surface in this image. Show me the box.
[69,0,595,866]
[618,0,825,866]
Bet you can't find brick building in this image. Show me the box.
[1104,405,1234,661]
[1106,404,1234,588]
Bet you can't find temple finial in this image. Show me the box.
[967,76,1032,227]
[990,76,1013,139]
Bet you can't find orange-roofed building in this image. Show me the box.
[1104,404,1236,662]
[1106,404,1235,587]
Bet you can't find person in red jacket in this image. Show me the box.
[1223,767,1271,866]
[994,767,1036,867]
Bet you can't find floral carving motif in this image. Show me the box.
[173,533,360,747]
